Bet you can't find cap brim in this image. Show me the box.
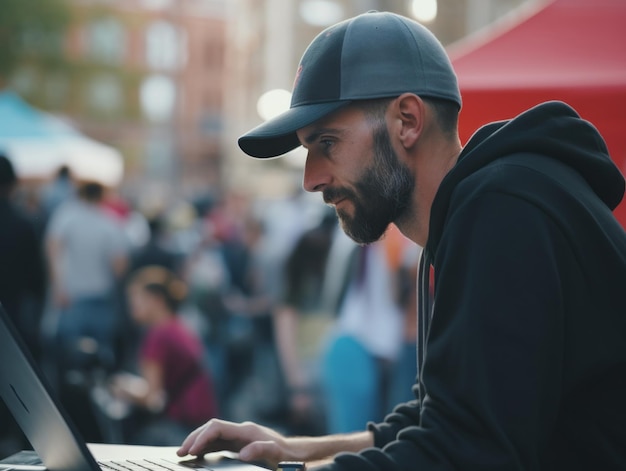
[238,101,350,159]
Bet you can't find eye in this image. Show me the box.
[319,138,334,152]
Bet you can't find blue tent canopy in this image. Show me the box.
[0,90,77,139]
[0,90,123,186]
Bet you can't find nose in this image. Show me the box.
[303,152,331,193]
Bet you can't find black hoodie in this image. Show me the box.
[320,102,626,470]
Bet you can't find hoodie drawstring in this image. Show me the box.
[417,250,431,389]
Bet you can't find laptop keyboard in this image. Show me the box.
[98,459,203,471]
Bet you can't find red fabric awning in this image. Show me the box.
[448,0,626,226]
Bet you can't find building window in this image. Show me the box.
[86,17,126,64]
[86,73,123,116]
[21,29,65,57]
[10,66,38,95]
[299,0,344,27]
[145,20,186,70]
[140,74,177,122]
[44,73,70,108]
[140,0,174,10]
[200,109,223,137]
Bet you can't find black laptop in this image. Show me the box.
[0,304,266,471]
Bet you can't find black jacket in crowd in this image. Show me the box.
[0,198,46,346]
[322,101,626,470]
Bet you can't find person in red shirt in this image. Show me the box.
[111,265,219,445]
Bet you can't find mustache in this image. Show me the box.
[322,187,356,205]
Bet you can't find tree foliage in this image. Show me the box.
[0,0,71,78]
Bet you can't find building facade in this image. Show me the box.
[8,0,227,199]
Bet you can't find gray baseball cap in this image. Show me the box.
[238,11,461,159]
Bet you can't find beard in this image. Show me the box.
[323,124,414,244]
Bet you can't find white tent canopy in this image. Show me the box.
[0,91,124,187]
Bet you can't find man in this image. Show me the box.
[0,155,47,454]
[0,155,46,358]
[177,11,626,470]
[46,181,128,370]
[40,164,75,226]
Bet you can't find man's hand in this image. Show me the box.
[177,419,299,469]
[177,418,374,469]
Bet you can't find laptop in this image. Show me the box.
[0,304,267,471]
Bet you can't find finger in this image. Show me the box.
[177,424,206,456]
[184,419,245,456]
[239,440,282,468]
[177,419,225,456]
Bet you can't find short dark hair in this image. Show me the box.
[356,95,459,138]
[78,181,104,202]
[0,154,17,188]
[356,97,393,127]
[129,266,188,312]
[57,165,71,179]
[421,96,460,137]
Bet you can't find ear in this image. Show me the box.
[392,93,425,149]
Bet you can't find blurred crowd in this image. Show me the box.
[0,155,422,457]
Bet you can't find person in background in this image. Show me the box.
[0,154,47,457]
[219,211,283,423]
[0,154,46,359]
[115,213,184,369]
[274,214,418,437]
[183,215,232,411]
[272,209,337,435]
[111,266,219,445]
[318,227,405,435]
[177,11,626,470]
[129,214,182,276]
[45,180,129,371]
[39,164,75,226]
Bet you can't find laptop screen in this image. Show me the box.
[0,304,100,471]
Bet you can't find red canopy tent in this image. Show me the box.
[448,0,626,226]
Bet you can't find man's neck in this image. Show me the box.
[397,139,462,247]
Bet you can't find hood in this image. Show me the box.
[426,101,625,257]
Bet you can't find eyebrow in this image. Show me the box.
[302,127,344,146]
